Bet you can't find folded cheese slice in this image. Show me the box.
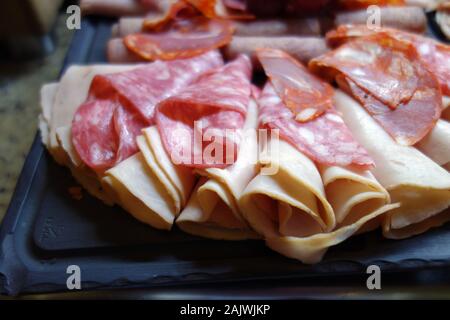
[239,137,396,263]
[176,100,260,240]
[415,120,450,170]
[334,90,450,239]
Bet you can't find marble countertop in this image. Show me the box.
[0,15,74,222]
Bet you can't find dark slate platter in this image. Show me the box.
[1,16,450,297]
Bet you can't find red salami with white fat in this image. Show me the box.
[72,50,223,172]
[259,82,374,169]
[310,34,442,145]
[156,54,252,168]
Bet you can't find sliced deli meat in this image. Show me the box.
[310,34,442,145]
[257,49,374,170]
[257,48,334,122]
[72,50,223,172]
[124,1,234,61]
[258,83,374,169]
[326,24,450,96]
[156,54,252,168]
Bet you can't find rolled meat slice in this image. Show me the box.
[335,5,426,33]
[176,100,260,239]
[333,91,450,239]
[155,54,252,168]
[72,51,223,173]
[239,82,393,263]
[80,0,149,17]
[222,36,329,67]
[112,17,322,37]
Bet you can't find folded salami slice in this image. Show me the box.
[257,50,374,169]
[326,24,450,96]
[72,51,223,172]
[156,54,252,168]
[40,66,199,230]
[124,1,234,61]
[310,34,442,146]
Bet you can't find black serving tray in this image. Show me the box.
[1,16,450,297]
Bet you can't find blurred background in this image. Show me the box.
[0,0,75,221]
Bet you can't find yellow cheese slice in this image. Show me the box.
[106,153,177,230]
[176,100,260,240]
[334,90,450,239]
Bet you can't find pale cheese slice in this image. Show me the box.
[105,152,177,230]
[416,120,450,168]
[177,100,260,240]
[334,90,450,239]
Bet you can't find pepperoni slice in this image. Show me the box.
[310,33,442,145]
[72,51,223,172]
[326,24,450,96]
[259,82,374,169]
[256,48,334,122]
[156,54,252,168]
[125,1,234,61]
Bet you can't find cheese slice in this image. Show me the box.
[239,138,335,241]
[39,83,59,148]
[442,96,450,121]
[176,100,260,240]
[105,153,178,230]
[320,165,390,232]
[416,120,450,169]
[334,90,450,239]
[239,132,395,263]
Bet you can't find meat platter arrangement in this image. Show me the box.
[36,0,450,267]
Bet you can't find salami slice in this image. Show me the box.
[259,81,374,169]
[257,48,334,122]
[72,50,223,172]
[326,24,450,96]
[125,1,234,61]
[156,54,252,168]
[310,33,442,145]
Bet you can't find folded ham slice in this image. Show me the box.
[333,91,450,239]
[176,99,260,239]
